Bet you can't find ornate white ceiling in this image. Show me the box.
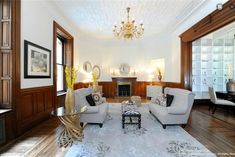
[52,0,207,38]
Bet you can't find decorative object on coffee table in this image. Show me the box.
[51,106,87,148]
[65,66,79,114]
[131,96,141,107]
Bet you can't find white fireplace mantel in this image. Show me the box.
[111,76,137,79]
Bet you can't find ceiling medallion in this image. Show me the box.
[113,7,144,40]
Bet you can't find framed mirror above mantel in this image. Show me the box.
[180,0,235,99]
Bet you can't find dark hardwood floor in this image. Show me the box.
[0,99,235,157]
[185,105,235,156]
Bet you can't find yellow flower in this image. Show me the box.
[92,70,98,83]
[156,67,161,75]
[65,66,79,89]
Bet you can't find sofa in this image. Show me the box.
[149,87,195,129]
[74,87,108,128]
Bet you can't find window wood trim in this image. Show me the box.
[56,36,66,93]
[180,0,235,90]
[53,21,74,107]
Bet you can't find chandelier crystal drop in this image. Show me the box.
[113,7,144,40]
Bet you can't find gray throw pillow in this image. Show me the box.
[155,94,166,107]
[92,92,103,105]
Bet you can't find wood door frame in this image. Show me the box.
[180,0,235,90]
[53,21,74,108]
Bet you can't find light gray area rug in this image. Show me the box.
[65,103,215,157]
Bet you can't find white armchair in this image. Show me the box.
[208,86,235,114]
[149,87,195,129]
[74,87,108,128]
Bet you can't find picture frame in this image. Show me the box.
[24,40,51,78]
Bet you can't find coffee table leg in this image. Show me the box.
[138,115,141,129]
[122,115,125,128]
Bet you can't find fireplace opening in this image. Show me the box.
[117,82,131,97]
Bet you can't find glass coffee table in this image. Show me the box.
[122,101,141,129]
[51,106,87,148]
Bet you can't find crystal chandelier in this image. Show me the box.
[113,7,144,39]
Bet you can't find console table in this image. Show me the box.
[216,91,235,102]
[51,106,87,148]
[146,85,163,98]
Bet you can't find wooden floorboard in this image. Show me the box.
[0,99,235,157]
[185,107,235,155]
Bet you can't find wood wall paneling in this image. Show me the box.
[46,89,53,109]
[36,92,45,114]
[20,93,33,121]
[18,86,54,134]
[74,81,183,98]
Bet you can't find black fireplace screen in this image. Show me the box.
[118,84,131,97]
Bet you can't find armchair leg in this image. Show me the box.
[212,105,217,114]
[99,123,103,128]
[162,125,166,129]
[208,103,213,111]
[149,111,152,114]
[226,106,229,113]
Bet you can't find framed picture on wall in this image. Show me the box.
[24,40,51,78]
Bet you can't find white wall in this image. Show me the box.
[21,0,79,89]
[77,31,172,82]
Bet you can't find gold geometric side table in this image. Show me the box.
[51,106,87,148]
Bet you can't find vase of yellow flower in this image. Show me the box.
[156,68,162,82]
[92,70,99,92]
[65,66,79,114]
